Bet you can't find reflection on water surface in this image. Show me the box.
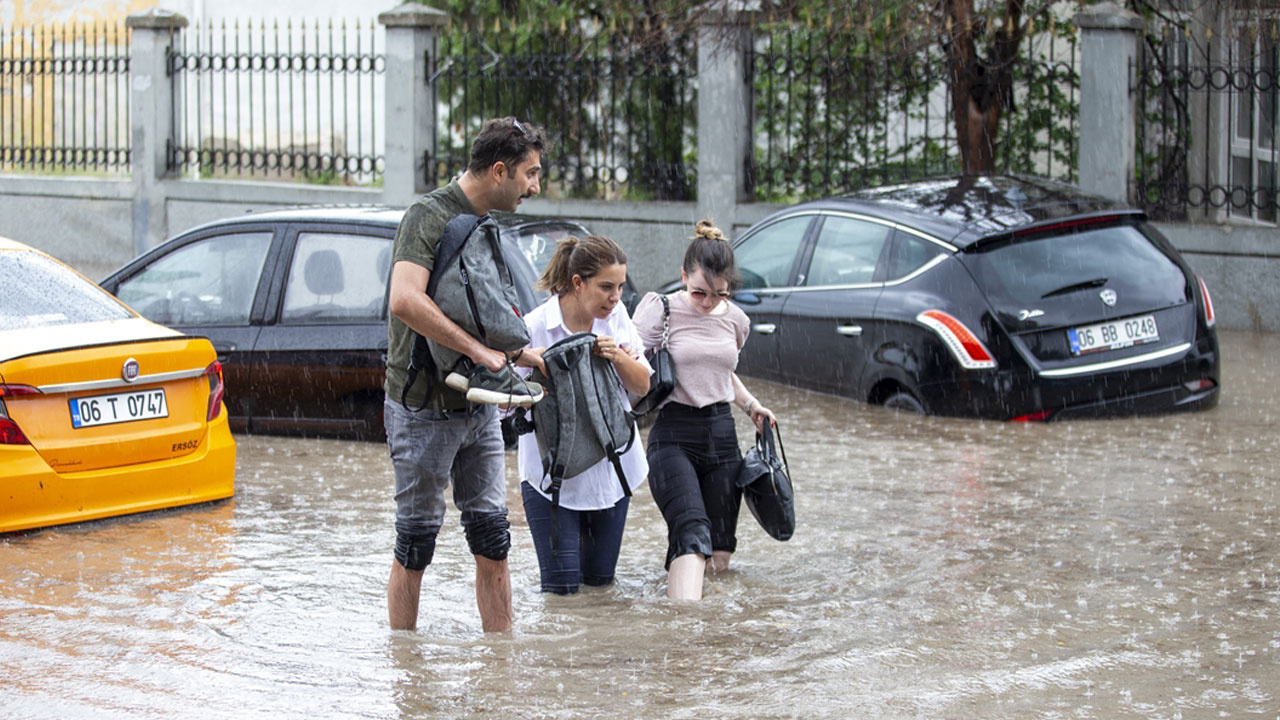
[2,330,1277,718]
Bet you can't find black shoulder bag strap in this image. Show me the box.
[628,293,672,420]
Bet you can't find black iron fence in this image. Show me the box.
[429,18,697,201]
[167,19,384,185]
[0,23,131,174]
[750,19,1079,202]
[1137,21,1278,223]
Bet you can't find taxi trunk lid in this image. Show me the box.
[1,336,214,473]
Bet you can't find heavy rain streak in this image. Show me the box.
[2,330,1277,718]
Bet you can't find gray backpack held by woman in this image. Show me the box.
[508,332,636,538]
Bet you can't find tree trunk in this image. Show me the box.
[942,0,1027,176]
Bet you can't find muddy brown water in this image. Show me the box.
[3,330,1277,718]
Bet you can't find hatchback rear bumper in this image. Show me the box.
[914,335,1220,421]
[0,418,236,534]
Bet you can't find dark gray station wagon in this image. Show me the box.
[99,207,607,440]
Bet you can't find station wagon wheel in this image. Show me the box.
[883,391,925,414]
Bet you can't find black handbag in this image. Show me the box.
[630,294,676,417]
[736,420,795,541]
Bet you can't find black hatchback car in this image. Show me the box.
[99,207,630,440]
[680,176,1219,421]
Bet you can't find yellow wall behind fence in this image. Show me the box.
[2,0,158,26]
[2,2,146,170]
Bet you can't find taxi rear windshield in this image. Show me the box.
[962,222,1187,309]
[0,250,133,329]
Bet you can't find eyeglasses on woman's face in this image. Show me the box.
[687,287,731,300]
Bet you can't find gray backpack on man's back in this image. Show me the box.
[427,214,531,372]
[401,213,531,408]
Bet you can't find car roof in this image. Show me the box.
[777,175,1142,248]
[174,205,587,235]
[0,235,36,252]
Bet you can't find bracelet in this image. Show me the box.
[509,348,524,363]
[744,398,758,414]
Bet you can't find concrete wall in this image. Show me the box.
[0,171,748,292]
[1155,222,1280,334]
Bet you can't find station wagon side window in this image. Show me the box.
[886,231,948,281]
[732,215,811,289]
[803,215,892,287]
[281,232,392,322]
[115,232,272,325]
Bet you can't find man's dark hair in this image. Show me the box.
[467,117,550,174]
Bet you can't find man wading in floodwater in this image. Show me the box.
[382,117,550,631]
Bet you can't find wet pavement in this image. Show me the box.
[2,329,1278,719]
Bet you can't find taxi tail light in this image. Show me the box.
[0,418,29,445]
[0,383,41,399]
[0,394,33,445]
[1010,409,1053,422]
[916,310,997,370]
[204,361,225,421]
[1197,275,1216,327]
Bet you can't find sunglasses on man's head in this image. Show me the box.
[511,118,528,137]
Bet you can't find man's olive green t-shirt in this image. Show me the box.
[384,181,477,411]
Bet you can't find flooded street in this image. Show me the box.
[3,329,1278,719]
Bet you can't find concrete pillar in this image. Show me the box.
[126,9,186,255]
[1075,3,1143,204]
[379,4,447,207]
[696,0,755,229]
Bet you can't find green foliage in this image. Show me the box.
[412,0,1081,202]
[416,0,697,201]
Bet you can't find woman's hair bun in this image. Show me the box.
[694,219,726,242]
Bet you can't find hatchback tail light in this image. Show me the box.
[1010,409,1053,422]
[1196,275,1216,327]
[204,361,225,421]
[916,310,997,370]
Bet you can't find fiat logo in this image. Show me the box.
[122,358,140,383]
[1099,289,1117,307]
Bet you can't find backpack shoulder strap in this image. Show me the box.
[577,345,633,498]
[427,213,484,297]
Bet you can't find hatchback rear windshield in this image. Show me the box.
[0,250,133,329]
[962,223,1187,309]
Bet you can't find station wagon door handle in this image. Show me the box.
[836,324,863,337]
[213,342,237,362]
[753,323,777,335]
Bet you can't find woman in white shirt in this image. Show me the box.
[517,235,651,594]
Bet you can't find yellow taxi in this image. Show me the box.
[1,237,235,533]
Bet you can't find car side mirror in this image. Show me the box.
[733,291,761,305]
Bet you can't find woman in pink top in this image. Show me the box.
[632,220,777,600]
